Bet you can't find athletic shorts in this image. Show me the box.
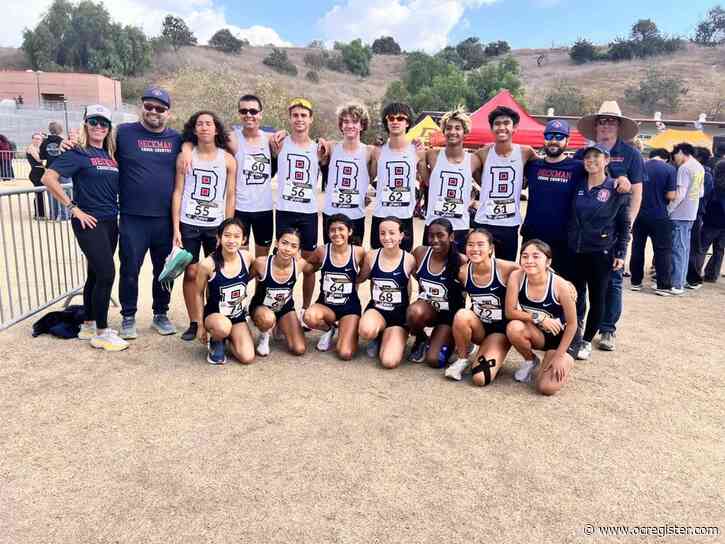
[181,222,218,263]
[323,213,365,247]
[317,296,362,322]
[276,210,318,252]
[472,222,519,262]
[204,307,248,325]
[541,328,579,358]
[364,301,407,329]
[423,224,470,254]
[416,299,463,328]
[235,209,274,248]
[370,215,414,253]
[249,298,295,321]
[483,320,508,336]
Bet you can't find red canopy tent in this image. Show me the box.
[430,90,588,149]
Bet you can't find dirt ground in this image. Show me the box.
[1,213,724,544]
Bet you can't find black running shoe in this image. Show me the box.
[181,322,198,341]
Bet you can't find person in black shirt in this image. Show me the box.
[40,121,71,220]
[26,133,46,218]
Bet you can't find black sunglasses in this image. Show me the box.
[238,108,261,116]
[143,102,168,114]
[86,117,111,129]
[544,132,567,142]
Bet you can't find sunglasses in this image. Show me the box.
[544,132,567,142]
[86,117,111,129]
[238,108,261,116]
[597,117,620,126]
[143,103,168,114]
[386,114,409,123]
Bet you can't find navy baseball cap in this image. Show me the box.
[582,143,611,157]
[544,119,570,136]
[141,86,171,108]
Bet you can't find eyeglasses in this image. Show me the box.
[143,102,168,114]
[238,108,261,116]
[544,132,567,142]
[86,117,111,129]
[386,114,409,123]
[597,117,620,126]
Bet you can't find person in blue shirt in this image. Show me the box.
[567,144,631,360]
[695,159,725,282]
[575,101,643,352]
[41,105,128,352]
[629,148,676,293]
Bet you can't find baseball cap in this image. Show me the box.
[141,86,171,108]
[582,143,611,157]
[84,104,112,124]
[544,119,570,136]
[288,97,313,113]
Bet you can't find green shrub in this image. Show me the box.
[263,48,298,76]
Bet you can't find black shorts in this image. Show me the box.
[317,296,362,321]
[249,299,295,321]
[472,222,519,262]
[422,224,470,254]
[204,308,248,325]
[541,328,579,358]
[483,320,508,336]
[235,209,274,248]
[181,222,218,263]
[276,210,318,252]
[322,213,366,246]
[364,301,407,329]
[370,215,415,252]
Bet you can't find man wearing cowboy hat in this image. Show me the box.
[574,101,644,352]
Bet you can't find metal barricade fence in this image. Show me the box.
[0,183,86,331]
[1,150,30,181]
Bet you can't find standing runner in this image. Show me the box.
[423,107,482,254]
[321,104,375,246]
[472,106,537,261]
[370,102,426,253]
[172,111,236,341]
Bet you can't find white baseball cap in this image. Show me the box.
[84,104,113,124]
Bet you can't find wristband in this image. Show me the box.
[66,200,78,213]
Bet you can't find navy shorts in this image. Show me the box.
[365,301,407,329]
[235,209,274,248]
[181,222,218,263]
[322,213,366,247]
[318,296,362,321]
[483,320,508,336]
[472,222,519,262]
[276,210,318,252]
[541,328,580,358]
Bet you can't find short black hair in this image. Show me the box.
[488,106,519,128]
[693,146,712,166]
[672,142,695,157]
[239,94,263,110]
[381,102,414,133]
[649,148,670,161]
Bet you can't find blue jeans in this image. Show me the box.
[599,268,623,334]
[49,179,72,220]
[671,220,694,289]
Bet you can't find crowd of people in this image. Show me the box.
[36,86,725,397]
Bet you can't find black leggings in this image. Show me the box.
[72,218,119,329]
[29,168,46,217]
[571,251,613,342]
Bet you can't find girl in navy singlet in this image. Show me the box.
[303,214,366,360]
[250,228,315,357]
[358,217,416,369]
[445,229,519,385]
[407,218,466,367]
[505,239,578,396]
[194,218,255,365]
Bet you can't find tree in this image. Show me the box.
[339,39,373,76]
[694,5,725,45]
[208,29,246,54]
[631,19,659,42]
[307,40,325,49]
[624,68,687,114]
[456,37,487,70]
[569,38,596,64]
[263,48,297,76]
[543,81,586,116]
[371,36,401,55]
[435,46,464,68]
[383,80,411,106]
[160,14,197,50]
[466,56,524,110]
[607,37,636,61]
[485,40,511,57]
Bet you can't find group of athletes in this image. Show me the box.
[41,85,648,396]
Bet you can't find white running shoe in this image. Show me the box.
[670,287,685,296]
[366,339,380,358]
[514,354,540,384]
[256,331,271,356]
[576,340,592,361]
[78,322,97,340]
[90,329,129,352]
[445,358,469,381]
[317,326,336,351]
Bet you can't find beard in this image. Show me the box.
[544,144,565,158]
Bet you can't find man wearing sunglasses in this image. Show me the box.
[574,101,643,352]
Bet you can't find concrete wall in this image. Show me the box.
[0,71,122,109]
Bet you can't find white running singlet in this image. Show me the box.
[322,143,370,219]
[425,149,473,230]
[276,138,320,214]
[234,128,272,212]
[372,143,418,219]
[180,148,228,227]
[474,144,524,227]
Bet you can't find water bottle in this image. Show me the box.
[438,345,449,368]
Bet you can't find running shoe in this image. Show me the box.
[119,316,137,340]
[152,314,177,335]
[409,339,428,363]
[158,247,193,291]
[78,322,97,340]
[317,326,336,352]
[256,331,271,357]
[366,339,380,358]
[207,339,226,365]
[630,284,642,291]
[598,332,616,351]
[670,287,685,296]
[655,287,673,296]
[576,340,592,361]
[445,358,469,381]
[181,322,198,341]
[90,329,129,352]
[514,354,540,384]
[685,282,702,290]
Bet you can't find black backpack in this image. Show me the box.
[32,305,86,339]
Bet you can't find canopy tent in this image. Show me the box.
[646,129,713,151]
[430,90,588,149]
[405,115,442,147]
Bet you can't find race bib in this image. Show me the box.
[332,189,361,209]
[263,287,292,312]
[372,279,402,310]
[381,185,411,208]
[282,181,313,203]
[434,197,464,219]
[418,279,449,311]
[484,198,516,220]
[470,293,502,323]
[323,272,353,305]
[219,282,247,318]
[185,199,223,223]
[243,153,271,185]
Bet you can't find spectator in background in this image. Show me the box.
[629,148,676,295]
[685,146,714,289]
[26,133,46,219]
[696,159,725,282]
[668,143,705,295]
[40,122,70,220]
[0,134,14,180]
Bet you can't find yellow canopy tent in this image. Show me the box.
[405,115,442,147]
[647,129,713,151]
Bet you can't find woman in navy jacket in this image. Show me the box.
[568,143,630,361]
